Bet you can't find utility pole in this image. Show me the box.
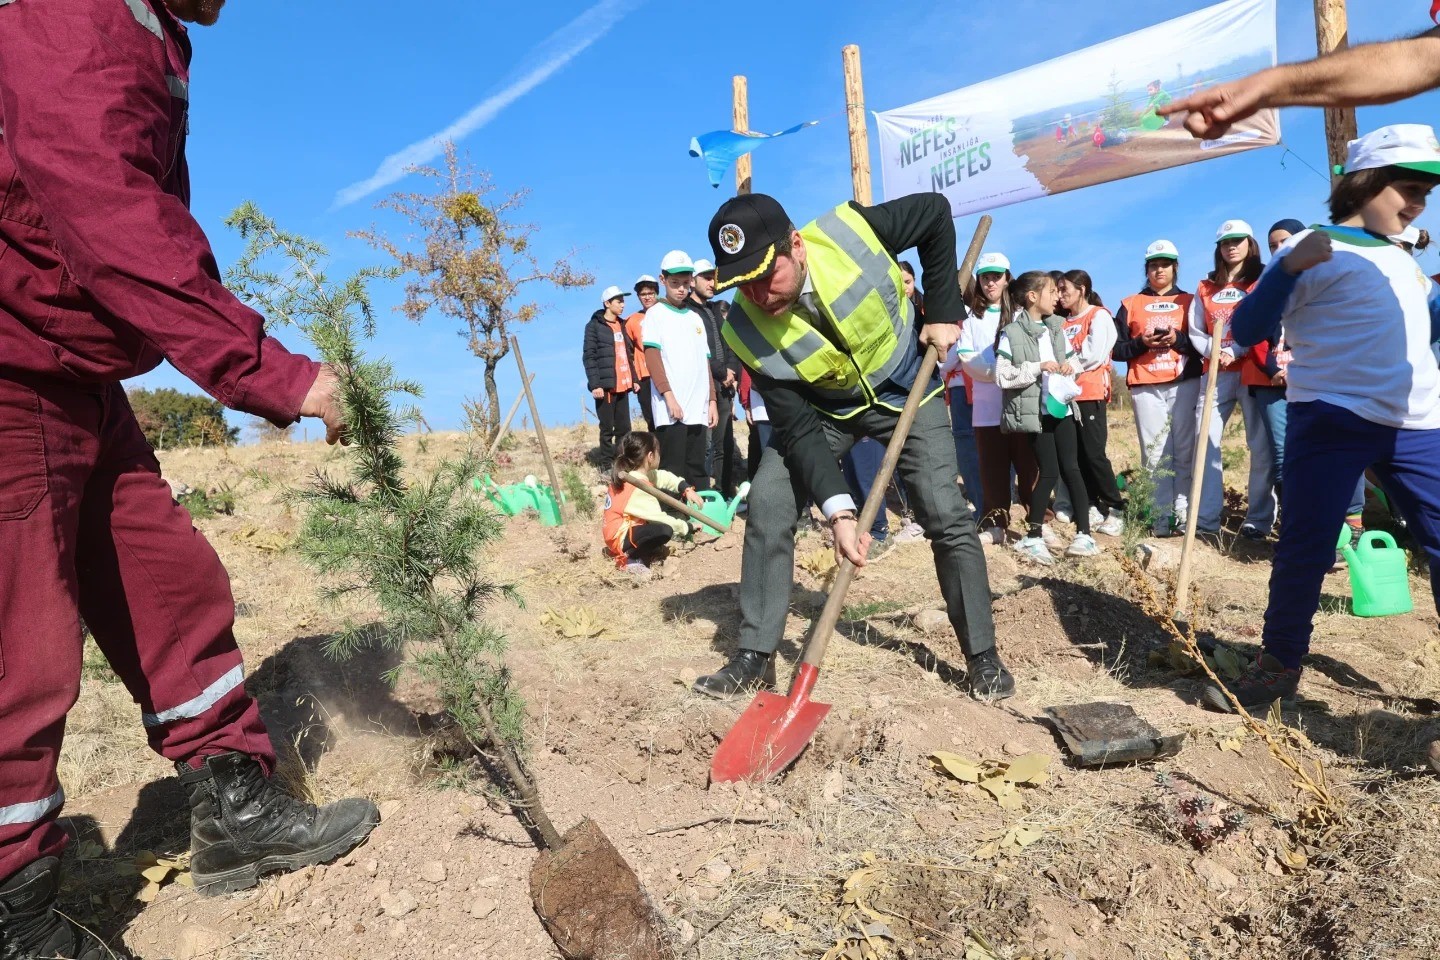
[1314,0,1357,181]
[733,76,752,195]
[842,45,872,205]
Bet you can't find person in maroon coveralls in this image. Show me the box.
[0,1,378,956]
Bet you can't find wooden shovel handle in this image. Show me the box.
[800,215,993,671]
[1175,314,1226,616]
[624,472,729,534]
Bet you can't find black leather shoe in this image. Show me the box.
[179,752,379,895]
[691,650,777,700]
[966,649,1016,702]
[0,857,132,959]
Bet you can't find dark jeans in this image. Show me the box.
[636,378,655,431]
[1264,401,1440,668]
[737,396,997,658]
[948,385,984,516]
[1075,399,1125,518]
[1027,415,1090,535]
[658,423,708,489]
[747,421,771,482]
[705,392,744,497]
[841,437,892,542]
[593,392,631,466]
[975,425,1038,531]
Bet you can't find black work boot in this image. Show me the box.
[179,752,379,896]
[965,649,1016,702]
[691,650,777,700]
[0,857,132,959]
[1201,653,1300,713]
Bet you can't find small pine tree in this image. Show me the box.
[223,202,561,845]
[1101,70,1141,133]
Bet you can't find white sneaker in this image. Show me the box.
[979,526,1008,546]
[1088,506,1105,528]
[1013,536,1054,565]
[1041,524,1066,552]
[1066,533,1101,557]
[893,520,926,544]
[1096,514,1125,538]
[1053,508,1072,524]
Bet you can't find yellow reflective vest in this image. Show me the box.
[722,203,924,419]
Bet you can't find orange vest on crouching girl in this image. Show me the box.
[1120,291,1194,386]
[1193,278,1255,374]
[1061,305,1112,402]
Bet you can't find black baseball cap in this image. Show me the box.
[708,193,794,292]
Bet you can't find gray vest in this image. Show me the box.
[1000,315,1070,434]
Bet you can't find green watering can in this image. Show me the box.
[1339,527,1413,618]
[691,482,751,535]
[475,474,566,527]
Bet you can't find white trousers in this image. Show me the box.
[1131,379,1202,527]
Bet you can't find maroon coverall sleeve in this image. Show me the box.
[0,0,318,425]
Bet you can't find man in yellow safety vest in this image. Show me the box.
[691,192,1014,702]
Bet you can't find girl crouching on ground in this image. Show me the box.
[1203,126,1440,775]
[997,271,1099,563]
[603,432,704,576]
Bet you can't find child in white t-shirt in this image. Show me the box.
[1204,125,1440,749]
[641,251,718,488]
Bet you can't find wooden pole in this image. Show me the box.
[1175,317,1227,620]
[733,75,752,195]
[1314,0,1357,182]
[484,373,534,460]
[624,471,729,534]
[842,45,872,205]
[508,336,568,521]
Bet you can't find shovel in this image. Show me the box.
[709,216,994,785]
[624,471,730,535]
[1173,312,1228,633]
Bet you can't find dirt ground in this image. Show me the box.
[57,410,1440,960]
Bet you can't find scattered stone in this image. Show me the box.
[276,867,312,899]
[381,889,418,917]
[1138,542,1177,572]
[177,925,227,960]
[676,918,696,944]
[469,897,498,920]
[701,857,732,884]
[369,878,391,902]
[419,861,447,884]
[363,859,379,878]
[477,874,501,888]
[915,609,950,636]
[167,479,194,500]
[1002,741,1028,757]
[821,767,845,804]
[1192,857,1239,892]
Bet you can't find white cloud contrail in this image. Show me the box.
[333,0,642,209]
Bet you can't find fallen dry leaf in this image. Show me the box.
[931,752,983,783]
[1001,753,1050,785]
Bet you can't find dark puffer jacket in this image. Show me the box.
[582,309,634,391]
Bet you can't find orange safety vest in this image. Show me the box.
[1121,291,1194,386]
[1193,278,1255,373]
[1061,305,1111,402]
[1240,337,1292,387]
[624,312,650,380]
[606,317,635,393]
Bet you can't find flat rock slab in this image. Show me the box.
[1043,701,1184,767]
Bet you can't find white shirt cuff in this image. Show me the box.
[820,494,857,519]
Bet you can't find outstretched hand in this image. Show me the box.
[1157,74,1271,139]
[300,364,348,445]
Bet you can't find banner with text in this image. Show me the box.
[875,0,1278,218]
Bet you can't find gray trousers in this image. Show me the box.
[737,397,997,659]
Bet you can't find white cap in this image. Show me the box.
[1394,224,1422,246]
[692,258,716,275]
[1145,239,1180,261]
[975,252,1011,275]
[600,284,628,303]
[633,274,658,291]
[1343,123,1440,175]
[1215,219,1254,242]
[659,250,695,275]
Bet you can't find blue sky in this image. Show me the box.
[135,0,1440,437]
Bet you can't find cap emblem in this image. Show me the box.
[718,224,745,256]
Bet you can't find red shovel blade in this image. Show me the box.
[711,664,832,784]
